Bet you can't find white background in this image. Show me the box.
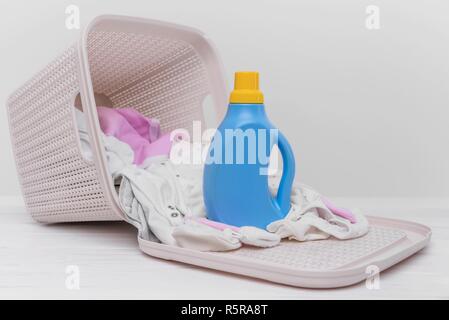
[1,0,448,200]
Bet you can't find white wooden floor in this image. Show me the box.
[1,198,448,300]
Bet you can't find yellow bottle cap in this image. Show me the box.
[229,71,264,104]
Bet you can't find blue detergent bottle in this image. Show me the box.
[203,71,296,229]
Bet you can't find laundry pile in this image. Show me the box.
[75,106,369,251]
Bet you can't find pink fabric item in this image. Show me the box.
[97,106,172,165]
[321,196,357,224]
[115,108,161,142]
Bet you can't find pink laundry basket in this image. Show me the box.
[7,15,227,224]
[6,15,430,288]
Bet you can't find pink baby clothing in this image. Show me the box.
[321,196,356,223]
[97,106,172,165]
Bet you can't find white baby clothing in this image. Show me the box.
[267,181,369,241]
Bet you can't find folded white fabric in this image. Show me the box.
[172,222,242,251]
[239,226,281,247]
[267,182,369,241]
[173,224,281,250]
[119,157,199,246]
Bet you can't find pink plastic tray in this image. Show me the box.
[139,216,431,288]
